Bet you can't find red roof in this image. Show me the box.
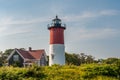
[16,49,45,60]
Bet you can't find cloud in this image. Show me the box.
[100,10,120,16]
[62,12,96,22]
[0,26,7,32]
[0,16,50,37]
[79,28,118,39]
[62,10,120,22]
[64,10,120,41]
[0,26,32,37]
[66,27,119,41]
[0,16,49,26]
[0,9,119,37]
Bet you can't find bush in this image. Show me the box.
[0,64,118,80]
[81,64,118,79]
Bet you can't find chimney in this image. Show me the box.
[29,47,32,51]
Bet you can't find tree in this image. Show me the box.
[104,58,120,64]
[65,53,80,65]
[0,51,3,66]
[0,51,2,57]
[79,53,86,64]
[65,52,95,65]
[85,55,95,64]
[4,49,14,56]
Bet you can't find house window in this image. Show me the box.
[41,54,45,66]
[13,55,19,61]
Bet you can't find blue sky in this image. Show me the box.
[0,0,120,59]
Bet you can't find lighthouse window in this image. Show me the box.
[56,20,59,24]
[51,54,54,59]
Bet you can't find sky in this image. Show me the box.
[0,0,120,59]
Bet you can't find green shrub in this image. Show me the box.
[0,64,118,80]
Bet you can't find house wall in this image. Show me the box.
[40,53,47,66]
[8,51,24,67]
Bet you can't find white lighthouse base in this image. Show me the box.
[49,44,65,66]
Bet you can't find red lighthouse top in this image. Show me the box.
[48,16,66,44]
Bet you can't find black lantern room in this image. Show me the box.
[52,16,61,27]
[48,16,66,29]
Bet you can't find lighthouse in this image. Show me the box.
[48,16,66,66]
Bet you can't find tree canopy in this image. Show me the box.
[0,48,119,66]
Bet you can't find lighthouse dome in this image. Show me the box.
[52,16,61,27]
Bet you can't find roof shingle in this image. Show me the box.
[16,49,45,60]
